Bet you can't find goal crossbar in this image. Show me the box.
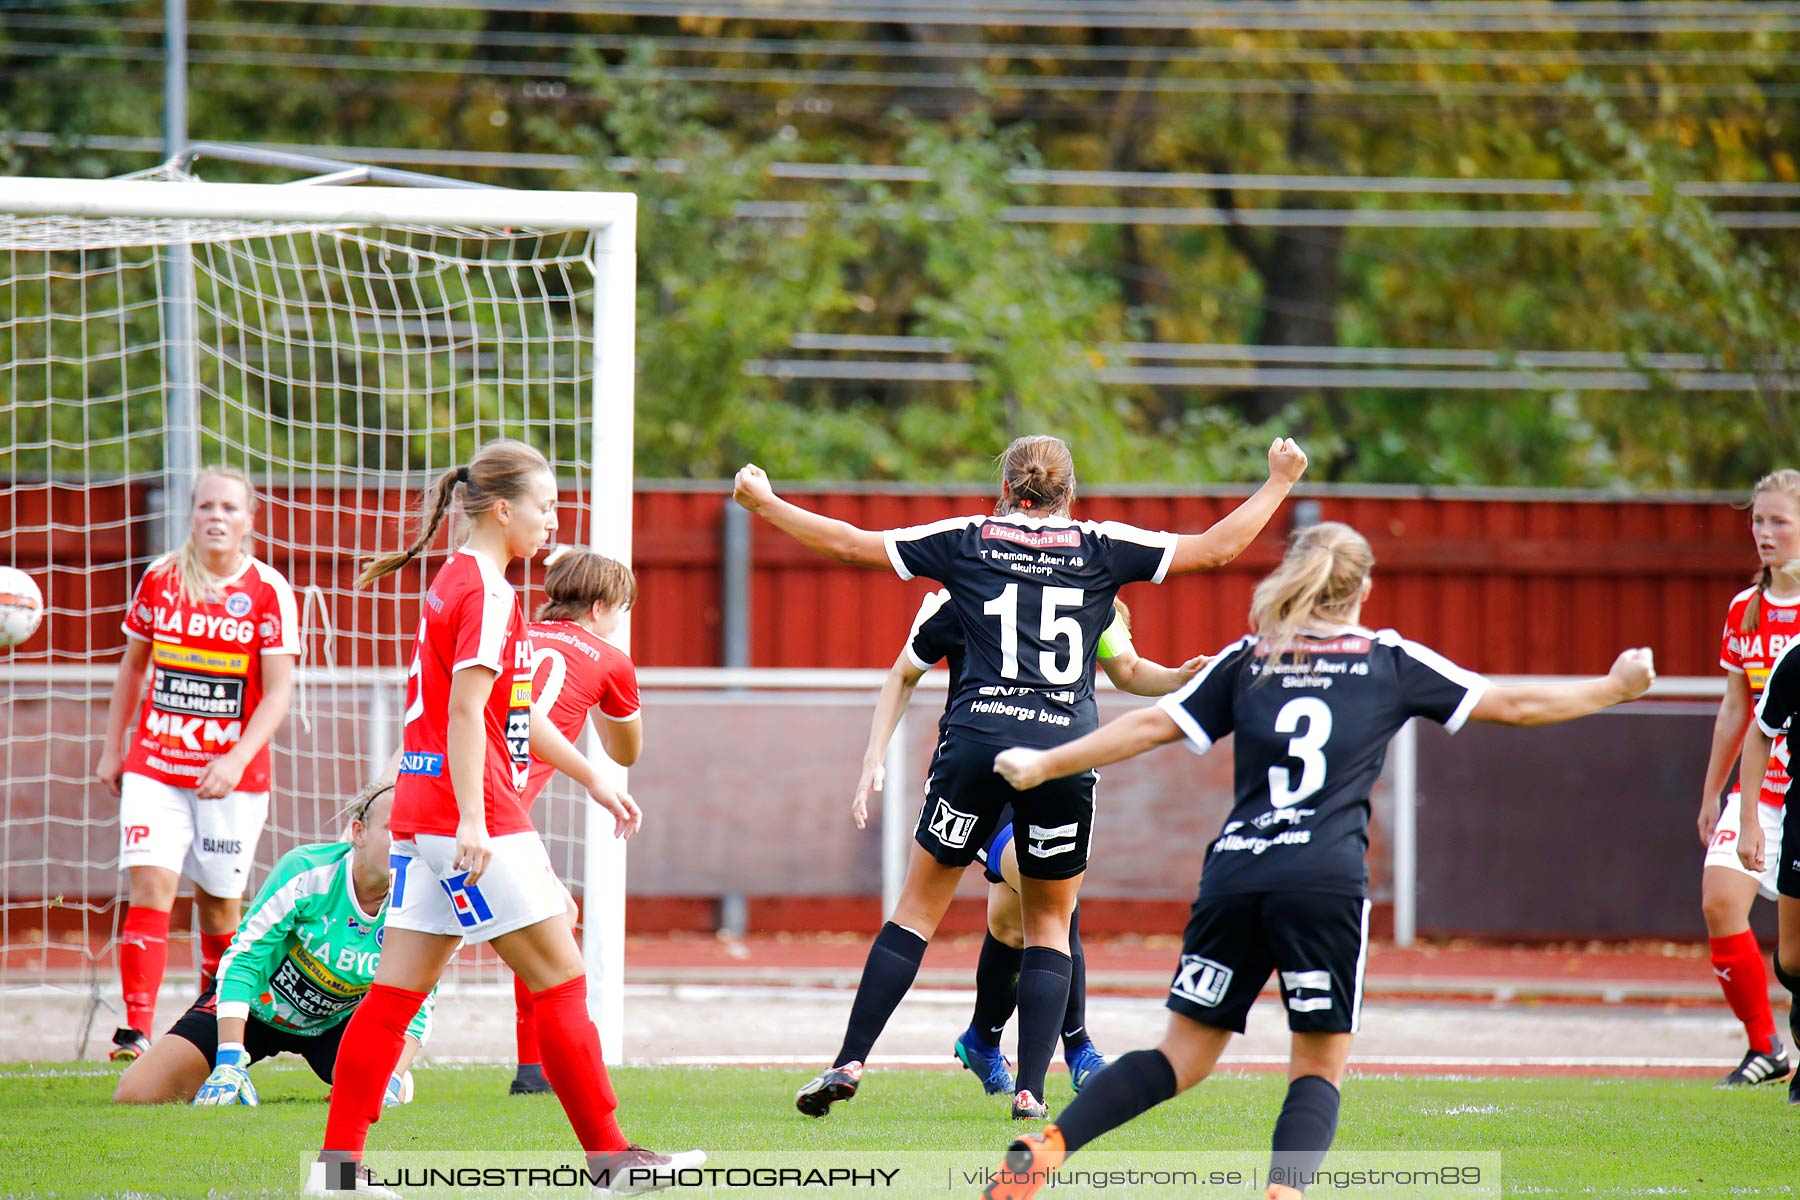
[0,177,636,233]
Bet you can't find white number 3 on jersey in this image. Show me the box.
[1269,697,1332,809]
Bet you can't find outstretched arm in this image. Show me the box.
[1469,648,1655,726]
[1166,438,1309,575]
[1101,646,1208,697]
[853,652,930,830]
[993,706,1185,791]
[733,465,891,568]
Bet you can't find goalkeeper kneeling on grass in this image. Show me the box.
[114,780,433,1107]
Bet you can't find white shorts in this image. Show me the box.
[117,772,269,898]
[385,832,567,944]
[1704,793,1785,901]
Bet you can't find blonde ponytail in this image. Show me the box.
[1248,522,1374,671]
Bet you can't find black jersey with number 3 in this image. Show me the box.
[885,514,1177,749]
[1158,628,1489,899]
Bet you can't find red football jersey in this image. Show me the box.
[121,555,300,792]
[1720,583,1799,807]
[392,551,536,839]
[521,619,641,808]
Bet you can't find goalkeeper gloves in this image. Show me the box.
[193,1043,259,1107]
[384,1069,414,1107]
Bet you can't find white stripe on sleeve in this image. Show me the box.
[903,589,952,669]
[1090,520,1179,584]
[1388,632,1490,734]
[455,555,516,673]
[881,517,973,582]
[1154,635,1253,755]
[260,562,302,657]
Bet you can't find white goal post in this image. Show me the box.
[0,166,637,1056]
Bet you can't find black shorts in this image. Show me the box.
[165,989,345,1083]
[975,804,1015,886]
[1165,890,1371,1035]
[1782,804,1800,899]
[913,737,1096,881]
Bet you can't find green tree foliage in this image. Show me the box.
[3,9,1797,487]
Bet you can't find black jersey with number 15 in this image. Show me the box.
[884,514,1177,749]
[1157,629,1489,900]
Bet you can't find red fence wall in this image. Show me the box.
[3,482,1750,678]
[634,486,1748,678]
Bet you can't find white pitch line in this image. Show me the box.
[623,1053,1741,1069]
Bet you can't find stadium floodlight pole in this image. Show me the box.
[160,0,198,555]
[582,206,639,1061]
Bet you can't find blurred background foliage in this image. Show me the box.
[2,3,1796,487]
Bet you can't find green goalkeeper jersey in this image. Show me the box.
[216,841,433,1042]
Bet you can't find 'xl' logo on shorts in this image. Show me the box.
[1171,954,1233,1008]
[928,799,977,849]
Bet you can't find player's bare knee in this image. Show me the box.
[1156,1038,1211,1092]
[127,867,179,910]
[986,888,1023,947]
[111,1071,160,1104]
[1699,887,1749,934]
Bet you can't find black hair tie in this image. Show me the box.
[455,465,471,485]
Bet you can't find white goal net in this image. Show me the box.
[0,163,637,1056]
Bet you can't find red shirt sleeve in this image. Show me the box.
[123,566,158,641]
[1721,599,1746,672]
[597,650,640,721]
[451,574,512,674]
[256,566,302,656]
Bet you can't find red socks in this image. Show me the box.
[1710,930,1776,1054]
[119,907,171,1034]
[532,976,628,1153]
[200,931,233,992]
[321,983,428,1157]
[514,973,542,1066]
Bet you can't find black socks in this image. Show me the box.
[1269,1074,1342,1191]
[1014,946,1074,1098]
[834,922,928,1068]
[1062,904,1090,1050]
[1053,1048,1179,1153]
[970,932,1024,1046]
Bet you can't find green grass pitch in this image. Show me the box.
[1,1062,1794,1197]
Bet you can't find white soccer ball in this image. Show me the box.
[0,567,44,648]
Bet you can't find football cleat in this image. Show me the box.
[1717,1040,1790,1087]
[509,1063,555,1095]
[795,1061,862,1118]
[983,1124,1066,1200]
[383,1069,414,1107]
[1065,1041,1106,1094]
[303,1160,402,1198]
[1010,1089,1048,1121]
[955,1027,1015,1096]
[108,1027,150,1063]
[588,1145,707,1196]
